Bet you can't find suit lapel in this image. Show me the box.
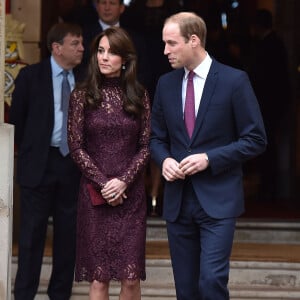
[38,59,55,123]
[174,70,185,131]
[172,69,191,143]
[191,60,219,141]
[166,69,186,136]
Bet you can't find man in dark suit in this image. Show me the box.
[150,12,267,300]
[9,23,84,300]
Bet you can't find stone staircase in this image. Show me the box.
[11,219,300,299]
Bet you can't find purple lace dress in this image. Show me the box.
[68,77,150,282]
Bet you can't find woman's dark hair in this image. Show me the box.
[79,27,145,117]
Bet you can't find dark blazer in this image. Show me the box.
[150,59,267,221]
[9,58,80,188]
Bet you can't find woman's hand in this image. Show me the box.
[101,178,127,206]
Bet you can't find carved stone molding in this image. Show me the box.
[0,0,5,122]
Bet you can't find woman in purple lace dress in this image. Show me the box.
[68,27,150,299]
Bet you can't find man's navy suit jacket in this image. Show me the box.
[150,59,267,221]
[9,58,79,188]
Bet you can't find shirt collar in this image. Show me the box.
[99,19,120,30]
[51,56,73,77]
[184,52,212,80]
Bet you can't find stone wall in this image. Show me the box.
[0,123,14,300]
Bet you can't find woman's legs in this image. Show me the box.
[89,279,141,300]
[120,279,141,300]
[89,280,109,300]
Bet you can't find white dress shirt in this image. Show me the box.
[182,52,212,118]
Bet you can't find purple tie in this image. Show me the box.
[184,71,195,138]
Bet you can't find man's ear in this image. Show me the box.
[120,4,125,15]
[190,34,200,48]
[52,42,62,55]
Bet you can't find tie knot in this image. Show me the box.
[188,71,194,81]
[62,70,69,78]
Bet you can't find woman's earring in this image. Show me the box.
[122,64,126,70]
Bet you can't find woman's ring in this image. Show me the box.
[111,193,116,199]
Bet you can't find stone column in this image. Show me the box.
[1,1,14,300]
[0,0,5,123]
[0,123,14,300]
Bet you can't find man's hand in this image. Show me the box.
[179,153,209,176]
[162,157,186,182]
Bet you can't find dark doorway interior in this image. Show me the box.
[39,0,300,220]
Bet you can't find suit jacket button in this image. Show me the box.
[187,148,192,153]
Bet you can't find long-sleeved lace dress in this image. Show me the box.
[68,77,151,282]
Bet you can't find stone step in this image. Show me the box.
[11,219,300,299]
[42,217,300,244]
[11,257,176,299]
[11,256,300,299]
[147,218,300,244]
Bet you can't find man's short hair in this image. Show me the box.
[47,22,82,52]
